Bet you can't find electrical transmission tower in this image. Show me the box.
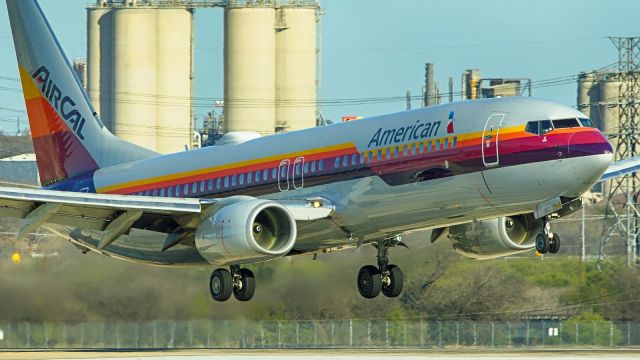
[598,37,640,267]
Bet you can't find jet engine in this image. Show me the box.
[195,199,297,265]
[448,214,543,259]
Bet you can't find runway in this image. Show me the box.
[3,349,640,360]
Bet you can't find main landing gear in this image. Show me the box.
[357,236,407,299]
[535,218,561,254]
[209,265,255,302]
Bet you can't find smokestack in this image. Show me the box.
[424,63,436,107]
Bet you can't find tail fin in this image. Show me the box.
[7,0,156,186]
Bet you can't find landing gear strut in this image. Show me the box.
[357,236,406,299]
[535,218,560,254]
[209,265,256,302]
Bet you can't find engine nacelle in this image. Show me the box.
[448,214,543,260]
[195,199,297,265]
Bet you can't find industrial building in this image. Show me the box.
[577,71,621,140]
[86,0,320,153]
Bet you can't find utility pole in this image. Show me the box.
[598,37,640,268]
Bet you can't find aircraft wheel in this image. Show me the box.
[381,264,403,298]
[210,268,232,302]
[233,268,256,302]
[358,265,382,299]
[535,233,549,254]
[549,233,561,254]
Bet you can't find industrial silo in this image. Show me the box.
[598,75,620,150]
[155,9,193,153]
[87,3,112,129]
[577,72,595,119]
[224,5,277,135]
[275,5,318,132]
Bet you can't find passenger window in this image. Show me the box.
[443,138,448,150]
[525,121,539,135]
[427,141,432,152]
[335,157,340,168]
[436,139,440,151]
[419,143,424,153]
[453,137,458,148]
[553,118,580,129]
[394,147,399,158]
[152,189,158,197]
[239,173,244,185]
[540,120,553,134]
[319,160,324,171]
[232,175,237,186]
[579,118,594,127]
[304,162,309,173]
[199,181,205,192]
[208,179,213,190]
[411,143,416,155]
[192,183,198,193]
[351,154,357,165]
[403,146,408,157]
[160,188,165,197]
[255,171,261,182]
[168,187,173,197]
[343,155,348,167]
[311,161,317,172]
[216,178,221,188]
[377,149,382,160]
[145,190,151,196]
[183,184,189,195]
[176,186,181,196]
[224,176,229,188]
[271,168,277,179]
[263,169,269,180]
[248,172,253,184]
[386,148,391,159]
[367,151,372,162]
[295,163,301,176]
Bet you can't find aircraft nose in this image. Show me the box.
[567,129,614,191]
[567,129,613,158]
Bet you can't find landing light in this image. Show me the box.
[311,200,322,208]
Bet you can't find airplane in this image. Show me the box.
[3,0,637,302]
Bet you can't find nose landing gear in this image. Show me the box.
[535,218,560,254]
[209,265,256,302]
[357,235,406,299]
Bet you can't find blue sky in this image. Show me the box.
[0,0,638,134]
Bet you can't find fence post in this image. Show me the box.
[331,321,335,347]
[593,321,596,346]
[507,321,511,347]
[296,321,300,348]
[116,322,120,349]
[541,320,545,347]
[26,322,30,348]
[456,322,460,346]
[610,321,613,348]
[627,321,631,346]
[385,320,389,347]
[420,321,425,348]
[403,321,407,347]
[44,322,49,348]
[491,322,495,347]
[525,321,530,347]
[559,321,563,346]
[314,322,318,348]
[277,322,281,349]
[367,320,371,347]
[576,322,579,345]
[6,323,10,349]
[473,322,477,346]
[260,324,265,349]
[349,319,353,347]
[80,323,84,349]
[438,321,442,348]
[153,321,158,349]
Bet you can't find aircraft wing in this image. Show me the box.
[599,156,640,181]
[0,186,333,248]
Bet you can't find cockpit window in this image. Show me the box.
[579,118,594,127]
[540,120,553,134]
[525,121,539,135]
[552,118,580,129]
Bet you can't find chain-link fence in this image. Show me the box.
[1,319,640,349]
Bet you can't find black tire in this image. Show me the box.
[357,265,382,299]
[549,233,561,254]
[535,233,549,254]
[210,268,232,302]
[233,268,256,302]
[382,264,403,298]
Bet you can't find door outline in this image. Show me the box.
[292,156,304,189]
[482,113,505,167]
[278,159,290,192]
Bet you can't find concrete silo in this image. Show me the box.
[155,9,194,153]
[87,3,112,129]
[598,75,621,145]
[111,6,158,150]
[224,5,277,135]
[275,5,318,132]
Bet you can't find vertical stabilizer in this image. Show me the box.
[7,0,156,186]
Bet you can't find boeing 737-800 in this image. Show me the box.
[3,0,636,302]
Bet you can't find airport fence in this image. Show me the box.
[1,319,640,349]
